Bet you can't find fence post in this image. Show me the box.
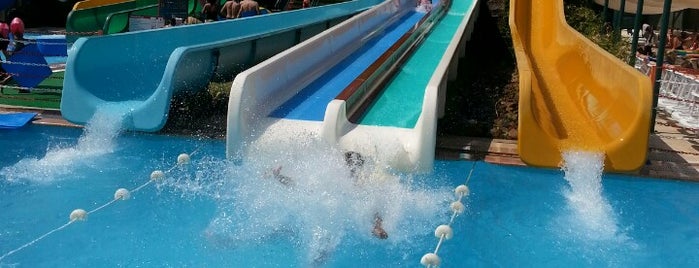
[650,0,674,133]
[614,0,626,42]
[628,0,645,66]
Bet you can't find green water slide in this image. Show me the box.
[66,0,158,43]
[66,0,232,44]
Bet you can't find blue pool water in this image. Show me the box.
[0,123,698,267]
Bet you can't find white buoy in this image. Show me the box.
[114,188,130,200]
[177,153,190,165]
[69,209,87,222]
[150,170,165,181]
[455,185,469,197]
[450,201,465,214]
[435,224,453,240]
[420,253,440,266]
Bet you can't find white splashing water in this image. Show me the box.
[1,103,135,183]
[157,132,451,266]
[560,151,620,240]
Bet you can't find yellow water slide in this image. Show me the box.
[509,0,652,172]
[73,0,132,10]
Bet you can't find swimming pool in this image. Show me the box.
[0,123,697,267]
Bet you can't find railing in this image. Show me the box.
[637,57,699,131]
[102,4,160,35]
[0,34,67,94]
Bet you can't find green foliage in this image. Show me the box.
[564,1,631,61]
[208,81,232,103]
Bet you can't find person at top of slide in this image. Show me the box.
[237,0,261,18]
[220,0,241,19]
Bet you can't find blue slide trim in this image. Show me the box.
[270,10,426,121]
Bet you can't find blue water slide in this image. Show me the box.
[61,0,384,131]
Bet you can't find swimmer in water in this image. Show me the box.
[343,151,388,239]
[270,151,388,239]
[270,165,293,186]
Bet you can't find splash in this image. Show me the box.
[1,103,135,183]
[157,134,451,266]
[560,150,620,240]
[553,151,642,266]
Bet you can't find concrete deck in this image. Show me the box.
[437,110,699,182]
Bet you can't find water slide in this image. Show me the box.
[61,0,384,131]
[73,0,133,10]
[66,0,159,43]
[66,0,233,43]
[226,0,479,172]
[509,0,652,172]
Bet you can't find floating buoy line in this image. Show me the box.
[2,152,475,265]
[420,161,476,267]
[0,151,197,262]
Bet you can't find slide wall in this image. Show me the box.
[227,0,420,159]
[509,0,652,172]
[227,0,480,172]
[73,0,133,10]
[61,0,383,131]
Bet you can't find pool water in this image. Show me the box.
[0,123,698,267]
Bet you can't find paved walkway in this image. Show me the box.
[641,111,699,181]
[437,111,699,182]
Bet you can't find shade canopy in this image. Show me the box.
[594,0,699,14]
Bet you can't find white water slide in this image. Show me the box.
[226,0,480,172]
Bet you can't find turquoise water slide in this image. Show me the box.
[326,0,478,171]
[61,0,384,131]
[360,0,477,127]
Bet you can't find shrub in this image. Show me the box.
[564,0,631,61]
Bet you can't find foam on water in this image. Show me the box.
[1,103,136,183]
[546,151,641,266]
[156,132,452,266]
[559,151,625,240]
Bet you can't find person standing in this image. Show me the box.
[201,0,220,22]
[237,0,261,18]
[220,0,241,19]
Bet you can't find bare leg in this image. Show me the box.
[271,165,293,186]
[372,213,388,239]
